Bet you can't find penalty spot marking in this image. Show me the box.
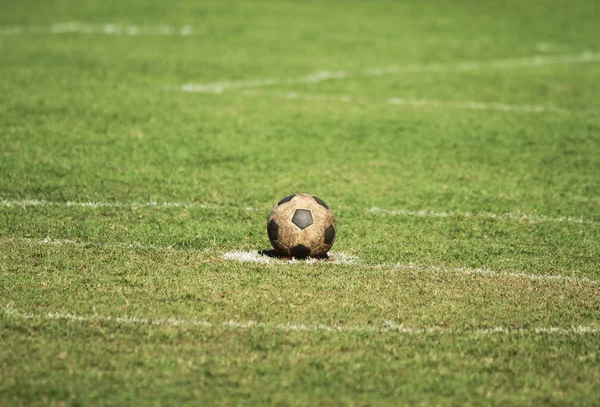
[222,250,359,265]
[1,199,596,225]
[181,52,600,94]
[2,306,598,336]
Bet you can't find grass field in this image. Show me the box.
[1,0,600,405]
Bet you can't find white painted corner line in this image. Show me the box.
[2,306,597,336]
[0,22,193,36]
[181,51,600,94]
[222,251,598,286]
[366,207,596,225]
[249,91,598,116]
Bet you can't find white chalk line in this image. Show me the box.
[271,91,599,116]
[0,22,193,36]
[366,207,596,225]
[2,199,596,225]
[2,306,597,336]
[181,52,600,94]
[2,237,186,253]
[3,238,597,286]
[535,42,570,53]
[0,23,569,53]
[222,251,599,286]
[0,198,256,211]
[384,263,600,286]
[0,198,207,209]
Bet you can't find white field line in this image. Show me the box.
[1,199,596,225]
[272,91,599,116]
[386,97,598,115]
[181,51,600,94]
[2,306,597,336]
[0,22,193,36]
[3,237,183,252]
[0,199,249,211]
[223,251,599,286]
[366,207,596,225]
[535,42,569,53]
[385,263,600,286]
[0,23,568,53]
[3,237,596,286]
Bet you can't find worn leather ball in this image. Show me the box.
[267,194,336,258]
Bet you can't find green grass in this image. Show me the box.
[1,0,600,405]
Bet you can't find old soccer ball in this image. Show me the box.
[267,194,336,258]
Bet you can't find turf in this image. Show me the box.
[1,0,599,405]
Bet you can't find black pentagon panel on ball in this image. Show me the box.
[324,224,336,245]
[277,194,296,205]
[267,219,279,241]
[312,195,329,209]
[290,244,311,258]
[291,209,313,230]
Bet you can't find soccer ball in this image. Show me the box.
[267,194,336,258]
